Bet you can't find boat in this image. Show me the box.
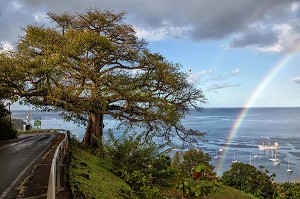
[270,154,279,162]
[273,154,280,165]
[253,155,260,159]
[249,154,253,165]
[287,160,293,172]
[214,149,218,159]
[273,160,280,165]
[232,152,238,163]
[258,141,279,150]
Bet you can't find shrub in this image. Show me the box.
[172,148,215,175]
[221,162,275,199]
[0,116,17,139]
[176,164,219,198]
[0,102,17,139]
[104,129,170,172]
[276,182,300,199]
[172,149,219,198]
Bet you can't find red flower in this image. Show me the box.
[195,172,200,180]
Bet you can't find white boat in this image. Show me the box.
[287,160,293,172]
[258,141,279,150]
[214,149,218,159]
[249,154,253,165]
[273,160,280,165]
[232,152,238,163]
[273,154,280,165]
[253,155,260,159]
[270,154,279,162]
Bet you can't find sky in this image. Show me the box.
[1,0,300,109]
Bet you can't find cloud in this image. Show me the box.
[230,68,241,76]
[206,83,241,92]
[230,30,278,49]
[188,69,226,85]
[291,76,300,84]
[188,69,213,83]
[0,41,13,53]
[0,0,299,53]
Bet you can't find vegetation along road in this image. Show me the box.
[0,133,56,199]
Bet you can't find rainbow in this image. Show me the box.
[216,53,294,173]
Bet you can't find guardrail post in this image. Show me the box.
[47,130,68,199]
[56,158,61,192]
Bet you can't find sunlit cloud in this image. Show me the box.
[33,12,48,23]
[0,41,13,53]
[134,23,193,41]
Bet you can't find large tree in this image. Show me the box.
[0,9,206,147]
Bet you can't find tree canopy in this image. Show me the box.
[0,9,206,147]
[221,162,275,199]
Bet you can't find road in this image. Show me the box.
[0,133,56,199]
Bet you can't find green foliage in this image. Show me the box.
[221,162,275,199]
[69,140,136,199]
[104,129,170,172]
[177,178,217,198]
[0,102,17,139]
[203,185,257,199]
[172,148,215,175]
[276,182,300,199]
[175,164,219,198]
[0,9,206,148]
[171,149,219,198]
[0,116,17,139]
[118,169,160,198]
[104,130,175,198]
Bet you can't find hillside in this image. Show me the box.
[69,144,256,199]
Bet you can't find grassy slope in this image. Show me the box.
[69,145,256,199]
[201,185,256,199]
[69,146,134,199]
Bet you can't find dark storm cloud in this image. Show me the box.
[0,0,297,51]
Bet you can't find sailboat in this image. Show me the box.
[273,154,280,165]
[214,149,218,159]
[232,152,238,163]
[249,154,253,165]
[273,159,280,165]
[287,160,293,172]
[270,152,278,162]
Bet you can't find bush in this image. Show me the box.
[276,182,300,199]
[171,149,219,198]
[0,116,17,139]
[104,130,174,198]
[221,162,275,199]
[172,148,215,175]
[104,129,170,172]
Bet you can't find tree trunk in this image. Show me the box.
[83,112,104,148]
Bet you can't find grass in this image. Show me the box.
[201,185,257,199]
[69,144,257,199]
[69,144,136,199]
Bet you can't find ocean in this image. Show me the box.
[11,107,300,182]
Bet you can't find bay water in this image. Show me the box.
[11,107,300,182]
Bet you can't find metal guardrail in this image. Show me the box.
[47,130,68,199]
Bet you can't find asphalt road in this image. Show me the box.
[0,133,56,199]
